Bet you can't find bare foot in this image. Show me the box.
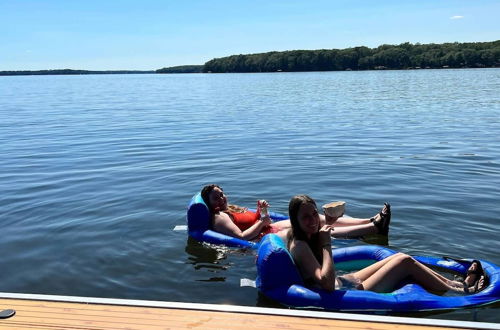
[463,261,487,293]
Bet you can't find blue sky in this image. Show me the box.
[1,0,499,70]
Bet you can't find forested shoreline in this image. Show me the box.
[203,40,500,73]
[2,41,498,76]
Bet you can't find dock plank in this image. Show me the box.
[0,298,472,330]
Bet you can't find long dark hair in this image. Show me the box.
[288,194,322,264]
[201,184,247,216]
[201,184,221,214]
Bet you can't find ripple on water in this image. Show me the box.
[0,70,499,321]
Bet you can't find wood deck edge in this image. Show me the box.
[1,292,498,329]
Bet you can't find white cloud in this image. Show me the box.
[450,15,464,20]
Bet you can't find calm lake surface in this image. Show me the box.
[1,69,499,323]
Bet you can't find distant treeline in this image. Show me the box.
[203,40,500,73]
[4,41,499,76]
[0,69,154,76]
[156,65,203,73]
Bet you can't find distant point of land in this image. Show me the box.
[0,69,154,76]
[156,65,203,74]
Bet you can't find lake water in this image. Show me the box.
[1,69,499,323]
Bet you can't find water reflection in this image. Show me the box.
[185,237,230,271]
[362,234,389,246]
[256,291,286,309]
[185,236,256,283]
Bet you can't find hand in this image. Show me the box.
[257,199,270,208]
[260,215,272,226]
[319,225,334,245]
[324,214,339,225]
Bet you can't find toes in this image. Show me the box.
[465,273,487,294]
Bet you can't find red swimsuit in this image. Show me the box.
[228,211,279,237]
[229,211,259,230]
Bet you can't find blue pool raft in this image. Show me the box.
[186,193,288,249]
[256,234,500,313]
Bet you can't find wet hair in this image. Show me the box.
[288,194,322,263]
[200,184,246,216]
[201,184,221,214]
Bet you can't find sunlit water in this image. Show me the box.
[1,69,499,322]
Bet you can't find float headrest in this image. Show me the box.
[187,192,210,233]
[256,234,303,291]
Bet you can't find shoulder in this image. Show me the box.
[290,239,308,249]
[212,211,237,233]
[289,239,312,259]
[213,212,233,223]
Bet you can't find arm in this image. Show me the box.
[213,213,271,240]
[290,226,336,291]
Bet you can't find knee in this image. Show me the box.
[391,252,407,261]
[392,253,415,265]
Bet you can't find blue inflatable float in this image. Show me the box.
[256,234,500,312]
[186,193,288,249]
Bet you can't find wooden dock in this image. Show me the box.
[1,292,499,330]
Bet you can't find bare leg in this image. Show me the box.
[320,205,388,237]
[274,222,380,245]
[332,217,372,226]
[358,254,463,293]
[351,252,453,285]
[320,214,378,236]
[321,214,371,226]
[427,267,455,283]
[350,253,467,292]
[269,221,292,245]
[275,229,289,243]
[330,223,378,237]
[270,220,291,230]
[322,203,388,227]
[350,253,406,281]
